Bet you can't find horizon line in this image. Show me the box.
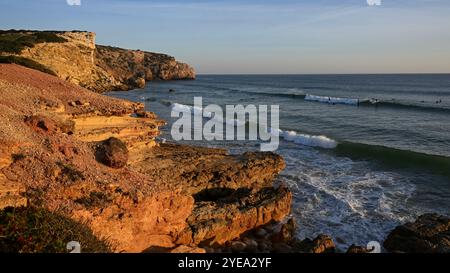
[196,72,450,76]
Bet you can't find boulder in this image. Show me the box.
[95,137,129,168]
[134,77,146,89]
[384,213,450,253]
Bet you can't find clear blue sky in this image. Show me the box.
[1,0,450,74]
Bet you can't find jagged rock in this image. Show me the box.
[95,44,195,91]
[293,235,336,253]
[346,244,370,253]
[25,114,75,134]
[271,218,296,243]
[177,186,291,246]
[135,109,157,119]
[384,213,450,253]
[95,137,129,168]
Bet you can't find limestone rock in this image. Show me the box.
[0,30,195,93]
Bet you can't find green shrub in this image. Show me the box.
[0,206,112,253]
[0,31,67,54]
[0,56,57,76]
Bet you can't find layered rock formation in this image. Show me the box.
[0,30,195,92]
[95,45,195,91]
[0,64,289,252]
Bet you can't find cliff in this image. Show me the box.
[0,30,195,92]
[0,64,290,252]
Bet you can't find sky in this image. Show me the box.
[1,0,450,74]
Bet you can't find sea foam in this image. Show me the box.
[271,128,337,149]
[305,94,360,106]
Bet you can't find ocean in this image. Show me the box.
[108,74,450,251]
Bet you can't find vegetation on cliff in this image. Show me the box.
[0,206,111,253]
[0,30,67,54]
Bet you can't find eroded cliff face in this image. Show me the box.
[0,64,290,253]
[0,30,195,92]
[95,45,195,90]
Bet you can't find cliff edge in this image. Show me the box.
[0,30,195,92]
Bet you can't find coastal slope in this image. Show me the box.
[0,64,289,252]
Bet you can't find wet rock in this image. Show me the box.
[346,244,370,253]
[294,234,336,253]
[231,241,247,252]
[95,137,129,168]
[273,242,292,253]
[243,238,258,252]
[271,218,296,243]
[135,109,157,119]
[257,240,272,252]
[255,228,267,238]
[384,213,450,253]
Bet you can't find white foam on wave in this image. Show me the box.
[305,94,360,106]
[171,103,246,126]
[270,128,338,149]
[278,147,418,251]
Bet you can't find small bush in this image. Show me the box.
[0,56,57,76]
[0,207,111,253]
[11,153,26,162]
[0,206,112,253]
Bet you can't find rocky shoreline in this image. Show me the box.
[0,64,290,252]
[0,62,449,253]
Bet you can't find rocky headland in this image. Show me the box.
[0,30,195,92]
[0,64,290,252]
[0,31,448,253]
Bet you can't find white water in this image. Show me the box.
[271,128,338,149]
[305,94,361,105]
[171,102,246,126]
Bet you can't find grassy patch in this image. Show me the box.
[0,206,112,253]
[0,56,57,76]
[0,31,67,54]
[57,162,85,182]
[11,153,26,162]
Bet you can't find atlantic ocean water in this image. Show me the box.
[108,74,450,251]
